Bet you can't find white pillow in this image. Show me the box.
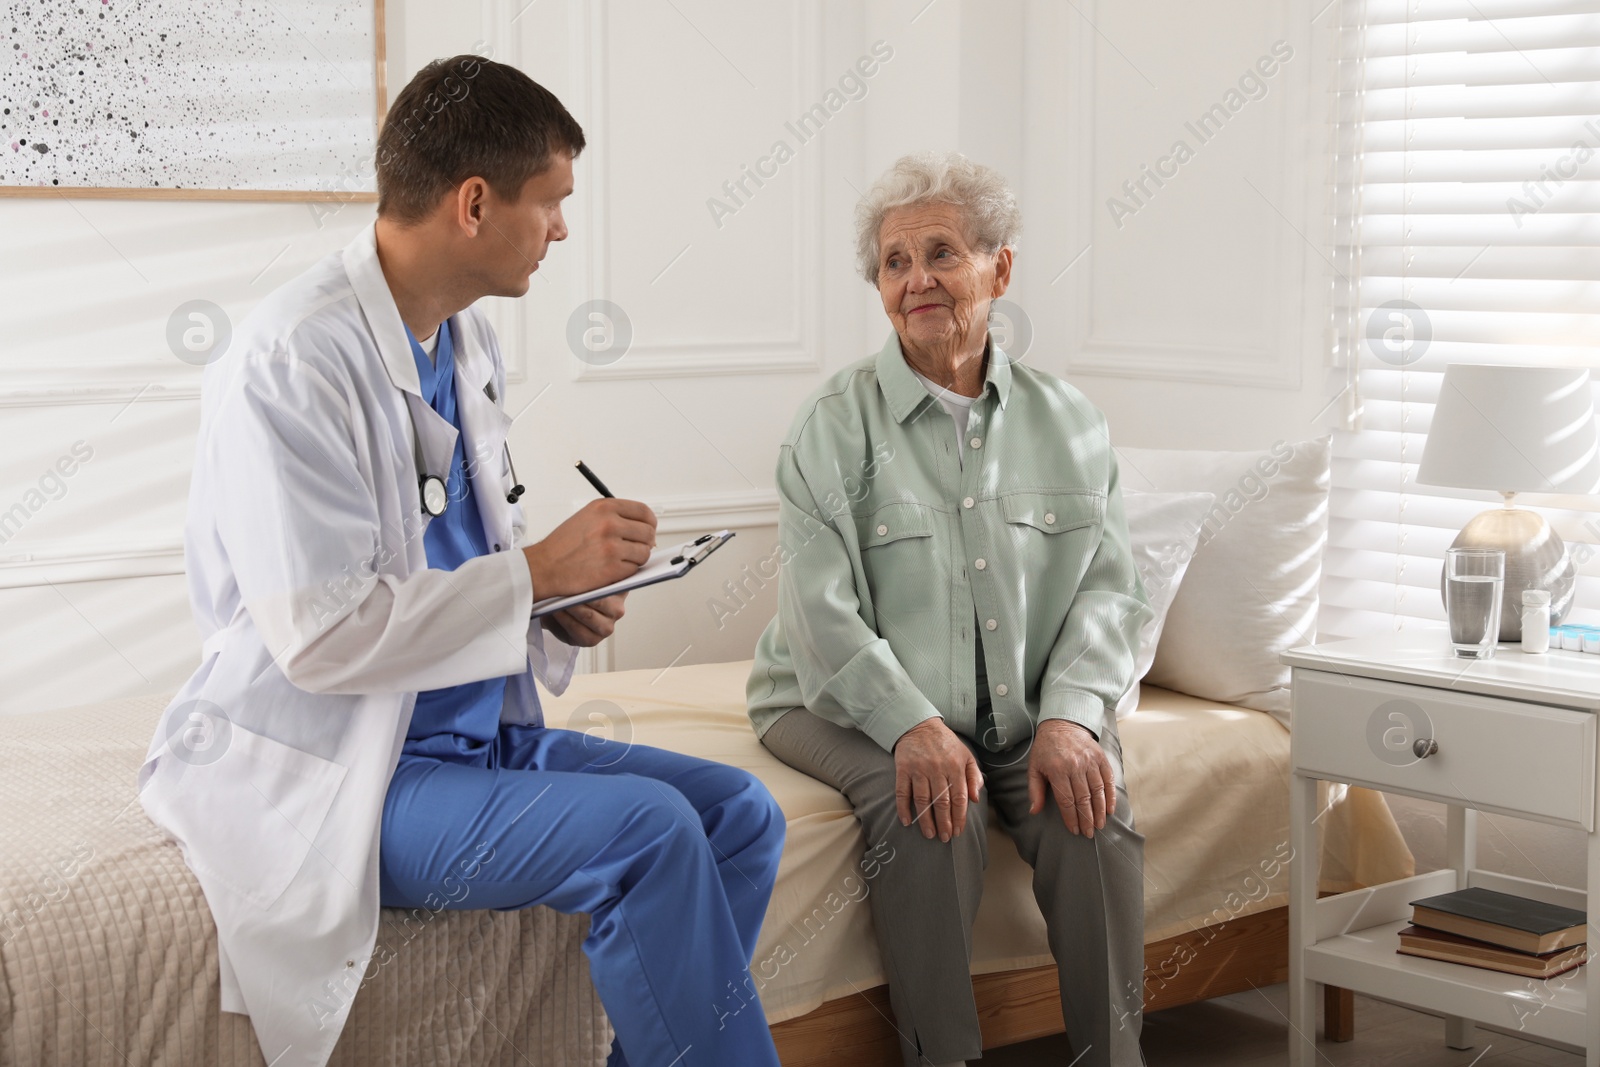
[1115,489,1217,720]
[1114,437,1333,727]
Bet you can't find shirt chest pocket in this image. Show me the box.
[1000,490,1104,534]
[855,502,937,613]
[857,501,936,549]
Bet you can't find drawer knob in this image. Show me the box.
[1412,737,1439,759]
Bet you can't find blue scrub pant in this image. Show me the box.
[379,723,786,1067]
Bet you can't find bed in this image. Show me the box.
[0,660,1413,1066]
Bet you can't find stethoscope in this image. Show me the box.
[406,376,525,518]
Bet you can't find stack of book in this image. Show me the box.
[1397,887,1588,979]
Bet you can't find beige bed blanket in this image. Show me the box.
[0,662,1412,1065]
[0,693,611,1067]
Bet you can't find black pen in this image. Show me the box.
[575,460,615,498]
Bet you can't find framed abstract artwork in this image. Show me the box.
[0,0,386,201]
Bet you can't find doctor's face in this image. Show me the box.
[476,151,574,297]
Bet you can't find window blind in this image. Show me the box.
[1321,0,1600,641]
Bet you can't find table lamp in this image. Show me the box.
[1417,364,1600,640]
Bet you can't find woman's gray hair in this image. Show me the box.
[854,151,1021,285]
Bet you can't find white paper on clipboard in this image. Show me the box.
[529,530,736,618]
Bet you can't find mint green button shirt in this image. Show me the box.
[747,333,1153,753]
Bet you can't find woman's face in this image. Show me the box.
[875,202,1011,355]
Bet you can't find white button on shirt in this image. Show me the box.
[877,524,888,536]
[975,558,987,570]
[985,618,998,631]
[1045,512,1056,525]
[963,497,975,509]
[970,436,983,449]
[995,683,1009,697]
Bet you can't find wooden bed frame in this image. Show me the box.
[768,903,1353,1065]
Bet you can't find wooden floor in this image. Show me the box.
[982,982,1585,1066]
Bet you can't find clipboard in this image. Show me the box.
[529,530,736,618]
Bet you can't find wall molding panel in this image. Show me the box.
[0,378,202,409]
[1056,0,1312,390]
[564,0,824,382]
[647,489,781,535]
[0,488,785,591]
[0,538,185,590]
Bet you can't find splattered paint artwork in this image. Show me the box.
[0,0,381,195]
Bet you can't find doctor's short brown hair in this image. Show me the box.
[376,55,585,224]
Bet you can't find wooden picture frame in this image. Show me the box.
[0,0,387,202]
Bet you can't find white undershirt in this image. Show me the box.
[417,325,440,367]
[912,368,977,468]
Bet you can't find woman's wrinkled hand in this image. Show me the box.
[1026,719,1115,838]
[893,718,984,842]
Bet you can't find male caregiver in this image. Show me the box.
[138,55,786,1067]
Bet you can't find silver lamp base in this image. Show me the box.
[1437,505,1575,641]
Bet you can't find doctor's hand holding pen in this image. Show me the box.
[522,494,657,647]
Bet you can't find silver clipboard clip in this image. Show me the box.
[671,532,731,567]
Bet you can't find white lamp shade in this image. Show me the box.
[1417,364,1600,495]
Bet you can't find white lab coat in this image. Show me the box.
[137,222,577,1067]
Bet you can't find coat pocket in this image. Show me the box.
[150,718,347,911]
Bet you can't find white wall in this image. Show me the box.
[0,190,379,714]
[1013,0,1336,450]
[0,0,1343,701]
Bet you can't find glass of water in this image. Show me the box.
[1445,547,1505,659]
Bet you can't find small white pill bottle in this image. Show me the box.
[1521,588,1552,654]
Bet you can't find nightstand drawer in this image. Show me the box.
[1292,669,1597,828]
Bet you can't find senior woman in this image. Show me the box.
[747,152,1153,1067]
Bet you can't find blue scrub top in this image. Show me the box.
[401,318,511,762]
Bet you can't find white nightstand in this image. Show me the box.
[1282,625,1600,1066]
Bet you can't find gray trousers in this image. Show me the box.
[761,707,1146,1067]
